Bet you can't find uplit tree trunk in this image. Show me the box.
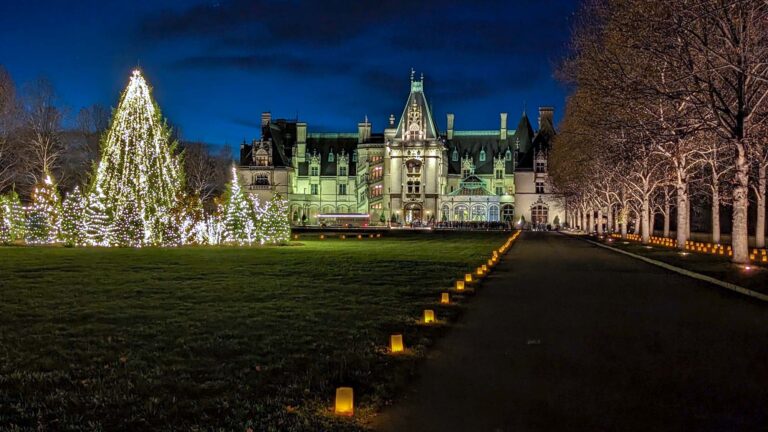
[663,199,670,238]
[588,210,594,234]
[711,185,721,244]
[641,196,651,244]
[607,205,614,234]
[675,177,688,250]
[732,145,750,264]
[756,165,766,249]
[620,206,628,238]
[597,209,604,235]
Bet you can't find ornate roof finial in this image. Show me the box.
[420,72,424,82]
[410,68,415,82]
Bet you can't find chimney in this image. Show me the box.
[538,107,554,130]
[357,116,371,143]
[500,112,508,141]
[447,113,455,140]
[261,112,272,126]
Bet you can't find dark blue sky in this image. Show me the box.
[1,0,578,147]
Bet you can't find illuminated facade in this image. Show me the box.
[238,71,562,226]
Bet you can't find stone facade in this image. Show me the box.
[238,72,563,227]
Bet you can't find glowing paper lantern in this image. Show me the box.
[357,234,362,239]
[423,309,435,323]
[475,267,484,277]
[487,259,494,267]
[482,264,488,273]
[455,280,465,291]
[464,273,473,283]
[335,387,354,416]
[341,234,346,239]
[441,292,450,304]
[320,234,325,240]
[293,234,299,240]
[390,334,404,353]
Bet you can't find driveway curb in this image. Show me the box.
[566,232,768,303]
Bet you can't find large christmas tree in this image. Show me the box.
[92,70,183,245]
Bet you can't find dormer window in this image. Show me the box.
[479,149,486,162]
[328,151,335,163]
[505,149,512,161]
[352,150,357,163]
[452,149,458,162]
[535,159,546,173]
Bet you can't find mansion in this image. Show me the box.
[237,72,564,227]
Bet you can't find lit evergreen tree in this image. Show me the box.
[0,202,10,245]
[84,184,111,246]
[92,69,183,245]
[3,190,26,242]
[259,193,291,245]
[61,187,87,246]
[222,167,254,245]
[25,175,61,245]
[110,203,144,247]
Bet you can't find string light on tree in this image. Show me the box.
[61,186,87,246]
[91,69,183,246]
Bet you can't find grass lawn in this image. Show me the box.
[586,234,768,295]
[0,231,507,431]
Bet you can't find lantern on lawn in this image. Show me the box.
[390,334,404,353]
[464,273,473,283]
[423,309,435,323]
[334,387,354,416]
[441,292,450,304]
[455,280,465,291]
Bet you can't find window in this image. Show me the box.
[489,205,500,222]
[495,169,503,180]
[502,204,514,221]
[255,174,269,185]
[339,166,347,176]
[535,160,546,173]
[471,205,486,221]
[310,166,319,176]
[462,169,470,179]
[505,149,512,161]
[535,181,545,194]
[532,205,548,224]
[352,150,357,162]
[310,184,318,195]
[496,186,504,196]
[328,151,335,163]
[452,149,458,162]
[479,149,486,162]
[360,191,366,201]
[414,181,421,194]
[305,152,311,160]
[338,184,347,195]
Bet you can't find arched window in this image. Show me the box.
[489,205,500,222]
[328,151,335,162]
[452,149,458,162]
[505,149,512,161]
[471,205,486,221]
[454,205,468,221]
[502,204,514,222]
[479,149,486,162]
[441,204,450,221]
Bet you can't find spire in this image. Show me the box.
[410,68,415,82]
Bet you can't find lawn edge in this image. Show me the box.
[563,232,768,303]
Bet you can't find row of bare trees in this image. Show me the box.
[0,65,230,204]
[550,0,768,264]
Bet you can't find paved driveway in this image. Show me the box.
[374,231,768,432]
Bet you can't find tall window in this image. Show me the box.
[452,149,458,162]
[496,186,504,196]
[479,149,486,162]
[328,151,335,162]
[489,205,500,222]
[495,169,503,180]
[339,166,347,176]
[310,166,319,176]
[535,160,546,173]
[462,169,470,178]
[505,149,512,161]
[532,205,548,224]
[535,181,545,194]
[311,184,318,195]
[338,184,347,195]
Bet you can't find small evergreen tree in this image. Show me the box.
[25,175,61,244]
[222,167,254,245]
[260,194,290,245]
[61,187,87,246]
[3,190,26,242]
[110,203,144,247]
[85,185,112,246]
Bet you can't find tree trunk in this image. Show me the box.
[607,206,614,234]
[756,165,766,248]
[621,206,628,238]
[732,143,750,264]
[641,197,650,244]
[711,185,721,244]
[676,181,688,250]
[581,210,587,232]
[663,199,670,238]
[597,209,603,235]
[588,210,594,234]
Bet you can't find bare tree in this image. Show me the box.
[21,77,64,184]
[0,66,22,193]
[181,141,230,202]
[58,104,111,191]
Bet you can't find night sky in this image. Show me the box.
[1,0,579,148]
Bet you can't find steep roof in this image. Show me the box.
[394,75,439,140]
[446,131,515,175]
